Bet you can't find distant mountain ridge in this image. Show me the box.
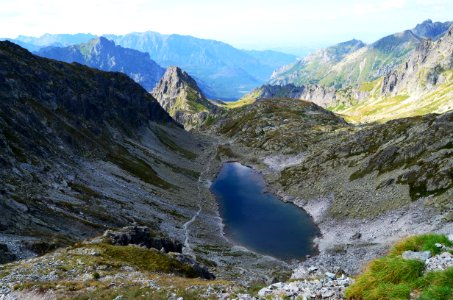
[270,19,453,89]
[104,31,297,100]
[4,32,297,100]
[36,37,165,91]
[244,24,453,123]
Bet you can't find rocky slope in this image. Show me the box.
[0,42,290,283]
[381,26,453,96]
[152,66,218,130]
[270,20,452,89]
[36,37,165,91]
[270,39,365,87]
[210,97,452,276]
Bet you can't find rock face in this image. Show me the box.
[152,66,217,130]
[381,25,453,96]
[36,37,165,91]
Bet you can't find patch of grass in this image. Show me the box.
[390,234,453,256]
[91,244,199,277]
[224,89,260,109]
[346,234,453,300]
[416,268,453,300]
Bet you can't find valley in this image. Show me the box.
[0,15,452,300]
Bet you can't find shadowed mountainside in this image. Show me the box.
[36,37,165,91]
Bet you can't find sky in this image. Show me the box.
[0,0,452,54]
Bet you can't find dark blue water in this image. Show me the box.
[211,162,320,260]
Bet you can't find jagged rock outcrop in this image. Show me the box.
[152,66,218,130]
[382,25,453,95]
[36,37,165,91]
[102,226,183,253]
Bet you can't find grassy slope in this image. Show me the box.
[1,242,229,300]
[332,71,453,124]
[346,234,453,300]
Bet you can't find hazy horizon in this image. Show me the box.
[1,0,452,55]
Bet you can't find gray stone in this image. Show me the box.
[402,250,431,261]
[325,272,336,280]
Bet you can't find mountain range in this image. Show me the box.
[4,32,297,100]
[270,19,452,89]
[36,37,165,92]
[240,20,453,123]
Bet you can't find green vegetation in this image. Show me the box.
[8,242,228,300]
[346,234,453,300]
[87,244,199,277]
[390,234,453,256]
[224,88,261,109]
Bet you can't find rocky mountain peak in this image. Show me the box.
[152,66,217,130]
[412,19,453,40]
[161,66,201,92]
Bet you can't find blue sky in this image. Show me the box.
[1,0,452,53]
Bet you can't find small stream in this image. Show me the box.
[211,162,320,261]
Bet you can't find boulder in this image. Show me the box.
[0,243,16,264]
[171,253,216,280]
[102,226,183,253]
[402,250,431,261]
